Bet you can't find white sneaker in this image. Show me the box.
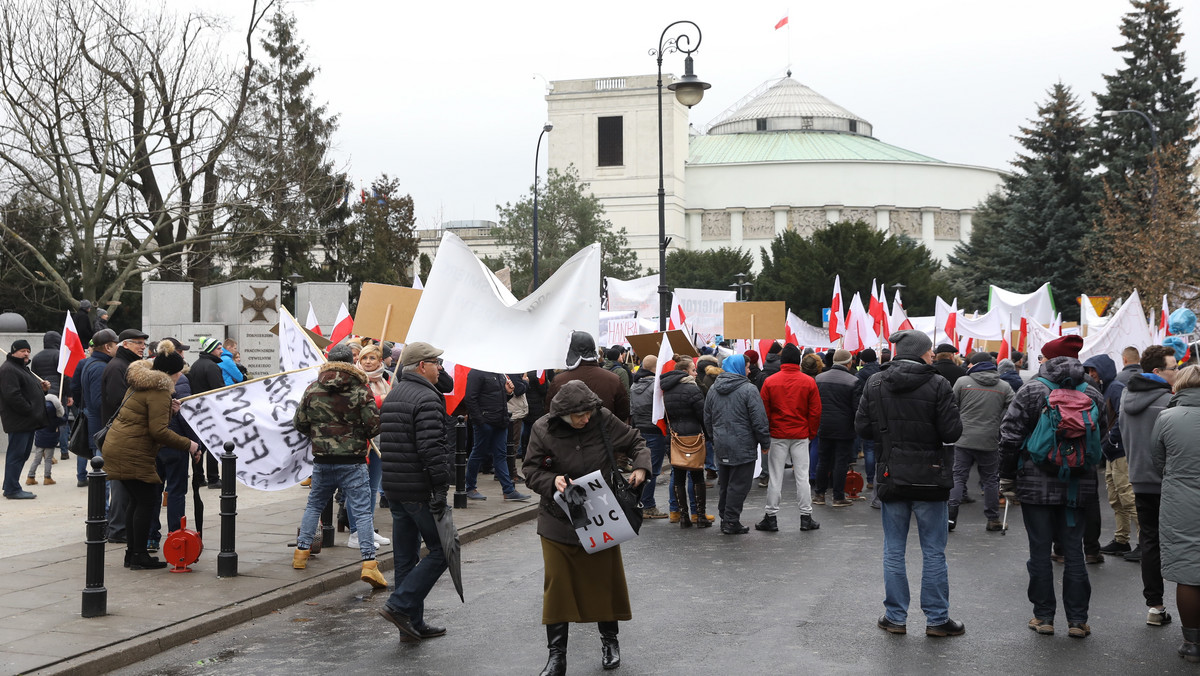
[347,532,360,548]
[372,531,390,546]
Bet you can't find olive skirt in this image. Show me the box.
[541,537,631,624]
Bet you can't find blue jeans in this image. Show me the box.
[155,448,191,535]
[861,438,875,486]
[298,463,376,560]
[3,431,34,495]
[705,438,716,472]
[385,502,448,628]
[880,500,950,625]
[347,453,384,533]
[1022,503,1090,624]
[639,432,667,509]
[465,422,514,494]
[58,424,69,458]
[809,436,820,481]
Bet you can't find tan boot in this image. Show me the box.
[293,548,311,570]
[361,560,388,588]
[43,478,55,485]
[25,477,36,485]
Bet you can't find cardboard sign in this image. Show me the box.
[723,301,786,340]
[355,283,422,343]
[625,330,699,360]
[552,469,638,554]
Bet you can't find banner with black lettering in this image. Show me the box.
[552,469,638,553]
[178,366,320,491]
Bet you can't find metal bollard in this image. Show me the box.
[321,498,335,548]
[453,415,468,508]
[217,442,238,578]
[82,456,107,618]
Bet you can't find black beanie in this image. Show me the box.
[859,348,877,363]
[768,342,783,355]
[780,343,801,365]
[152,340,185,376]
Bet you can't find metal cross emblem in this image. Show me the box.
[241,286,279,323]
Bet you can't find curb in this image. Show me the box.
[32,505,538,676]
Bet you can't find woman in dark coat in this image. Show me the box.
[524,381,651,676]
[662,357,709,529]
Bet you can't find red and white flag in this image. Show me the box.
[668,303,688,332]
[1018,311,1029,352]
[945,300,959,345]
[651,334,677,435]
[304,303,322,336]
[328,302,354,347]
[57,311,85,378]
[1158,295,1171,342]
[868,279,889,339]
[842,293,878,353]
[1049,312,1063,337]
[442,359,472,414]
[889,288,914,334]
[998,315,1012,361]
[775,14,789,30]
[829,275,843,342]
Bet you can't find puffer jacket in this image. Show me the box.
[465,369,510,428]
[815,365,860,439]
[998,357,1103,505]
[855,358,963,501]
[1151,387,1200,585]
[30,331,68,398]
[101,346,142,422]
[103,361,192,483]
[1121,373,1173,494]
[997,359,1026,393]
[71,351,111,453]
[188,352,225,395]
[760,364,821,439]
[703,372,770,465]
[293,361,380,463]
[523,381,651,545]
[951,364,1013,451]
[0,353,48,433]
[379,371,455,503]
[696,356,722,396]
[33,395,66,448]
[628,372,660,435]
[661,370,704,436]
[853,361,882,401]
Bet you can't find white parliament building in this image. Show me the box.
[418,74,1006,272]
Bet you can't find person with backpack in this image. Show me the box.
[602,346,631,393]
[999,335,1105,639]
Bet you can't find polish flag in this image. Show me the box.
[669,304,688,334]
[304,303,322,336]
[1159,295,1171,342]
[998,315,1011,361]
[945,300,959,345]
[57,311,85,378]
[328,302,354,347]
[757,339,775,363]
[868,279,889,338]
[442,360,472,414]
[775,14,788,30]
[651,334,677,435]
[784,311,799,346]
[889,289,914,334]
[1049,312,1063,336]
[842,293,878,353]
[829,276,843,342]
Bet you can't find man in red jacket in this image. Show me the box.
[755,344,822,532]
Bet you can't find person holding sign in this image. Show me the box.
[524,381,651,676]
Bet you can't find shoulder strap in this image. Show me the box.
[1036,377,1059,391]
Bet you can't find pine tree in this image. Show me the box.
[664,247,755,292]
[324,175,419,309]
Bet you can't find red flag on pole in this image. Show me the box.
[328,302,354,347]
[775,15,789,29]
[829,276,843,342]
[651,335,677,435]
[1018,314,1028,352]
[304,302,322,336]
[57,311,85,378]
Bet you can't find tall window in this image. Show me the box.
[756,118,767,131]
[598,116,623,166]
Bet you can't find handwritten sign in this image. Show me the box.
[552,469,638,554]
[178,366,320,491]
[278,307,325,372]
[605,318,640,348]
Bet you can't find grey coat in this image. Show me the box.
[703,372,770,466]
[951,367,1013,452]
[1152,388,1200,585]
[1121,374,1173,494]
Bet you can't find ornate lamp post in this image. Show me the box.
[730,272,753,301]
[532,122,553,290]
[652,21,710,331]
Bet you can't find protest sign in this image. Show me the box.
[989,283,1056,326]
[552,469,638,554]
[355,283,422,343]
[605,317,640,348]
[605,275,659,318]
[626,330,699,360]
[672,288,737,344]
[178,366,320,491]
[723,301,786,340]
[275,307,326,372]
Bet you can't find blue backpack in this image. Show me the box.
[1022,377,1102,519]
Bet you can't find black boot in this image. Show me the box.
[675,480,692,529]
[754,513,778,532]
[539,622,568,676]
[948,505,958,532]
[598,621,620,670]
[1181,627,1200,663]
[694,481,711,528]
[507,445,524,484]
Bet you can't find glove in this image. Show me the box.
[999,478,1016,497]
[430,485,449,516]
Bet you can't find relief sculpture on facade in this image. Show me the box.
[840,208,875,227]
[701,211,731,239]
[787,208,826,237]
[743,209,775,239]
[888,210,922,237]
[934,211,961,240]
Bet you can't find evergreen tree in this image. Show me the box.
[226,9,349,279]
[492,165,640,296]
[324,175,419,311]
[664,247,755,292]
[942,191,1009,311]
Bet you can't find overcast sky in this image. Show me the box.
[188,0,1200,228]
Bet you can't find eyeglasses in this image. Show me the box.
[420,358,443,367]
[1159,365,1179,371]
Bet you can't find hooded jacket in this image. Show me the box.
[71,350,112,452]
[951,363,1013,451]
[0,352,48,433]
[760,364,821,439]
[1082,354,1125,461]
[1121,373,1173,494]
[218,352,245,386]
[73,308,95,349]
[996,359,1026,393]
[852,360,882,401]
[999,357,1103,505]
[30,331,68,398]
[661,369,705,436]
[102,360,192,483]
[855,358,962,501]
[1115,363,1142,386]
[34,395,67,448]
[696,355,722,396]
[379,371,455,503]
[545,362,629,423]
[293,361,380,463]
[1151,387,1200,585]
[629,373,659,435]
[815,364,860,439]
[756,352,782,388]
[704,370,770,465]
[523,381,651,545]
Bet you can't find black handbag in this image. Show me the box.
[599,418,643,534]
[68,414,93,459]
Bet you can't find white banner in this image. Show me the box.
[279,307,326,373]
[406,231,601,373]
[1025,316,1061,362]
[597,310,636,347]
[552,469,638,553]
[786,310,839,349]
[1080,290,1154,368]
[956,308,1006,341]
[989,283,1056,326]
[605,275,659,318]
[178,366,320,491]
[672,288,737,345]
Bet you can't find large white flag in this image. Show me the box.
[1080,290,1154,368]
[178,366,321,491]
[650,333,675,435]
[407,231,601,373]
[842,293,878,352]
[785,310,838,349]
[279,307,326,373]
[989,283,1056,326]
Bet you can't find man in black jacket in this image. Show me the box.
[856,330,965,638]
[377,342,454,641]
[100,328,147,540]
[30,331,72,460]
[932,344,967,385]
[815,349,861,507]
[189,337,227,487]
[463,369,529,501]
[2,340,49,499]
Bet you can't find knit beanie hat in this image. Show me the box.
[890,330,933,360]
[780,343,802,365]
[152,340,185,375]
[10,339,31,352]
[832,349,852,366]
[198,337,222,354]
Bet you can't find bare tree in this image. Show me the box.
[0,0,274,313]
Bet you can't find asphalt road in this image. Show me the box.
[114,473,1193,676]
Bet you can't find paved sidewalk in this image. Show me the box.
[0,461,536,676]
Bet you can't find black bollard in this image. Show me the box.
[321,498,334,548]
[453,415,468,508]
[217,442,238,578]
[82,455,107,618]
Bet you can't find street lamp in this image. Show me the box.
[532,121,553,290]
[653,21,710,331]
[287,271,304,314]
[1100,109,1158,210]
[730,272,752,301]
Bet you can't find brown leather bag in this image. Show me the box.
[667,409,706,470]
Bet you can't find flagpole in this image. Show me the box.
[178,365,322,402]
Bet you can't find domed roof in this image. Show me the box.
[705,77,873,137]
